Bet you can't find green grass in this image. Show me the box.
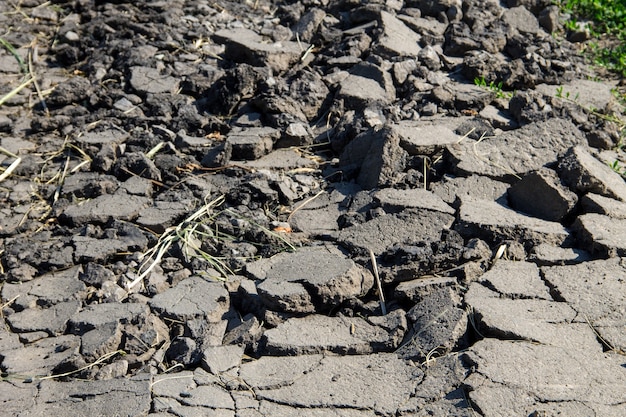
[558,0,626,76]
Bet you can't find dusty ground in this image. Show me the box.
[1,0,626,416]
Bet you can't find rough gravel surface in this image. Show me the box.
[1,0,626,416]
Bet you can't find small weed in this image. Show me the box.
[608,160,626,177]
[473,77,514,100]
[557,0,626,77]
[555,85,580,101]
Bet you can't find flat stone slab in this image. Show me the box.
[76,128,129,145]
[19,374,151,416]
[337,211,455,256]
[542,258,626,352]
[1,265,85,310]
[536,79,619,112]
[149,276,230,322]
[248,246,373,313]
[62,193,152,225]
[528,243,592,266]
[6,300,81,336]
[129,66,180,94]
[581,192,626,219]
[1,334,81,376]
[374,11,422,58]
[508,168,578,221]
[456,198,571,246]
[447,118,586,180]
[213,28,305,72]
[69,302,148,334]
[431,174,509,206]
[574,213,626,256]
[135,200,194,233]
[263,314,399,355]
[373,188,455,215]
[152,369,234,411]
[558,145,626,201]
[391,118,468,155]
[465,282,600,351]
[398,287,467,361]
[462,338,626,416]
[478,260,551,299]
[239,353,424,415]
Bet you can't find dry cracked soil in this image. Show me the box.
[1,0,626,416]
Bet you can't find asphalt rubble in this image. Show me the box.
[1,0,626,416]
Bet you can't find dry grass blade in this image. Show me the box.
[127,194,232,290]
[368,248,387,315]
[0,146,22,182]
[0,76,35,106]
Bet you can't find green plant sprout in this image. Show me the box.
[473,77,514,99]
[557,0,626,77]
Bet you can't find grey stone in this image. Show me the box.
[340,127,407,189]
[374,188,455,215]
[61,172,119,198]
[258,401,377,416]
[462,339,626,416]
[478,104,518,130]
[227,127,278,160]
[479,260,551,299]
[1,334,80,376]
[542,258,626,352]
[394,276,458,303]
[248,246,373,313]
[0,380,38,417]
[135,201,193,234]
[167,337,201,366]
[374,11,421,58]
[581,192,626,219]
[397,287,467,361]
[242,148,318,171]
[447,118,586,180]
[418,45,441,70]
[536,79,619,113]
[263,314,401,355]
[538,5,562,33]
[7,300,81,335]
[558,145,626,201]
[502,6,540,34]
[529,243,592,266]
[337,62,395,108]
[62,193,152,225]
[202,344,244,374]
[149,276,230,322]
[20,374,151,416]
[2,265,85,310]
[456,197,571,247]
[399,15,447,45]
[69,303,148,335]
[431,174,509,206]
[129,66,180,95]
[289,186,355,235]
[508,168,578,221]
[337,211,455,256]
[213,28,304,72]
[574,213,626,256]
[466,282,600,350]
[391,118,468,155]
[222,314,263,350]
[72,234,147,263]
[240,353,423,415]
[292,8,326,43]
[80,321,123,361]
